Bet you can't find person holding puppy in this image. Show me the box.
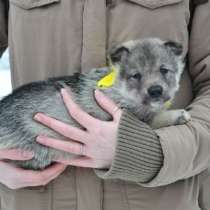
[0,0,210,210]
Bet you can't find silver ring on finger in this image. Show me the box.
[113,106,120,115]
[80,144,85,156]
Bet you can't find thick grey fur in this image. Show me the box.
[0,38,188,170]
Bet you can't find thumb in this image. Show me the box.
[94,90,122,121]
[0,149,34,161]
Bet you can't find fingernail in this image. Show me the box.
[36,135,45,143]
[22,151,34,158]
[34,113,42,121]
[95,89,102,96]
[61,88,67,95]
[61,88,72,96]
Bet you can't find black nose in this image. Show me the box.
[148,85,163,98]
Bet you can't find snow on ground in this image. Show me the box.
[0,50,12,98]
[0,70,12,98]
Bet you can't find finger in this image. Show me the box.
[34,113,87,144]
[55,157,94,168]
[23,163,67,186]
[0,161,66,189]
[36,136,86,155]
[0,149,34,161]
[94,90,122,121]
[61,88,98,129]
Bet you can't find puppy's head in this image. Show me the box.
[110,38,184,114]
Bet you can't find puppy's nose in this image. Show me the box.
[148,85,163,98]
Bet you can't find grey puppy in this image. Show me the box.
[0,38,190,170]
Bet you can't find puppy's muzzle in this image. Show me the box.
[148,85,163,99]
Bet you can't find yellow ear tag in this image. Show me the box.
[97,65,117,89]
[164,100,172,109]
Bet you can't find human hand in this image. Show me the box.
[34,89,122,169]
[0,149,66,189]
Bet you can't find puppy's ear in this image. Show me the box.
[109,46,130,63]
[164,41,183,56]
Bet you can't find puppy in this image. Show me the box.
[0,38,190,169]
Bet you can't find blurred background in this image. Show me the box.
[0,49,12,98]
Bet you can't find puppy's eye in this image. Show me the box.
[131,73,142,80]
[160,67,169,75]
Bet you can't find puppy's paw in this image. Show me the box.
[175,110,191,125]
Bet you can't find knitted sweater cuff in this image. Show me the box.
[94,110,164,183]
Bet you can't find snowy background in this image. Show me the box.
[0,49,12,98]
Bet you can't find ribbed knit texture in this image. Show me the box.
[94,110,164,183]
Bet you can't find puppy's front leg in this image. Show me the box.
[150,110,191,129]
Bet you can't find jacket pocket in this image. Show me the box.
[126,0,183,9]
[10,0,60,10]
[0,183,50,210]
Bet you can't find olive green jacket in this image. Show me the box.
[0,0,210,210]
